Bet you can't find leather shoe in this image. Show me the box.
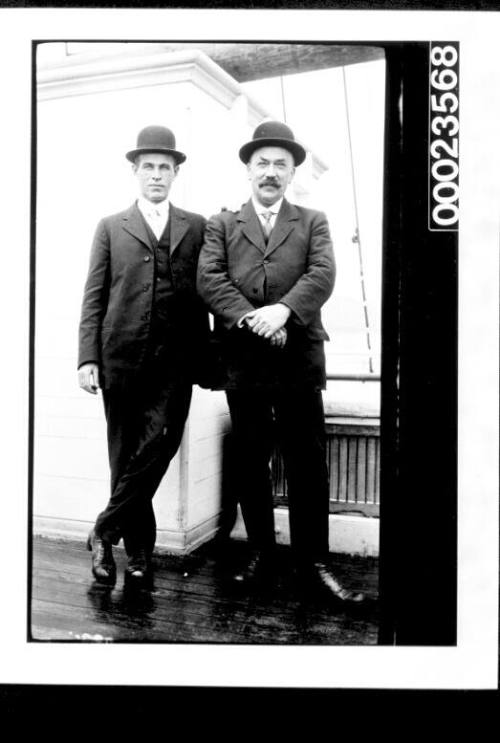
[87,530,116,585]
[125,547,151,581]
[232,549,275,587]
[300,562,366,604]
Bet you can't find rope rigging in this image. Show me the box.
[279,67,374,374]
[342,66,375,374]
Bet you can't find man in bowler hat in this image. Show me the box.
[78,125,209,585]
[197,121,365,603]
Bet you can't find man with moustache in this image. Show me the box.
[197,121,365,604]
[78,125,209,586]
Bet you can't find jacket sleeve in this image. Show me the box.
[280,210,336,327]
[78,219,111,369]
[197,214,255,329]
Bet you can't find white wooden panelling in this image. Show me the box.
[186,431,226,461]
[35,395,104,421]
[182,388,230,534]
[33,475,108,522]
[190,456,224,486]
[35,436,109,480]
[36,415,106,440]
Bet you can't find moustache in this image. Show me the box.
[260,179,280,187]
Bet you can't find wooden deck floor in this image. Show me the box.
[30,535,380,645]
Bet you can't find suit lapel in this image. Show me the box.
[237,200,266,254]
[264,199,299,257]
[121,203,154,252]
[169,204,189,255]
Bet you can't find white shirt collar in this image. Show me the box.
[251,196,283,217]
[137,197,170,220]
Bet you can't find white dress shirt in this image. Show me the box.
[137,197,170,240]
[251,196,283,234]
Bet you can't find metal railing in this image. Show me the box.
[326,373,380,382]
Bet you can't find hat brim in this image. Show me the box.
[239,137,306,166]
[126,147,186,165]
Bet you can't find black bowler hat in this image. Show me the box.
[239,120,306,166]
[126,125,186,165]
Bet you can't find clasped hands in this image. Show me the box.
[243,303,291,348]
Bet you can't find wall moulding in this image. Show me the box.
[37,48,262,114]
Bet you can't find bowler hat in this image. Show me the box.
[239,120,306,166]
[126,125,186,165]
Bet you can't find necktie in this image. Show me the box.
[149,208,163,240]
[261,210,274,241]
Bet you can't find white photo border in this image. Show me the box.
[0,7,498,690]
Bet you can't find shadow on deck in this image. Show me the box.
[30,535,380,645]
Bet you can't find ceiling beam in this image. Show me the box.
[157,43,385,82]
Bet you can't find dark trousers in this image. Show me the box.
[225,388,330,566]
[94,374,192,555]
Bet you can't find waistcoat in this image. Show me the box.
[143,220,183,370]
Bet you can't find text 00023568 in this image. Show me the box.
[429,42,459,232]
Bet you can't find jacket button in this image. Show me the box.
[144,256,151,262]
[143,283,150,292]
[252,288,258,294]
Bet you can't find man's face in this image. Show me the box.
[133,152,179,203]
[247,146,295,207]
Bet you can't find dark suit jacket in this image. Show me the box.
[79,202,210,388]
[197,198,335,389]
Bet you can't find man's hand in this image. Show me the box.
[78,363,100,394]
[269,328,287,348]
[245,303,291,339]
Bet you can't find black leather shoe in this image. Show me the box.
[300,562,366,604]
[87,530,116,585]
[125,548,151,581]
[232,549,275,587]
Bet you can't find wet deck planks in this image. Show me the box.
[30,535,379,645]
